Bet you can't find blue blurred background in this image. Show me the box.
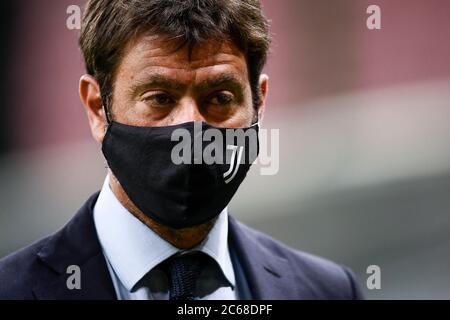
[1,0,450,299]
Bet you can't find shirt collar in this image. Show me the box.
[93,175,236,291]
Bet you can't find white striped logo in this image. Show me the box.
[223,145,244,184]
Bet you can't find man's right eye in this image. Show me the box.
[143,93,175,107]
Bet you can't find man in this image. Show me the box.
[0,0,363,300]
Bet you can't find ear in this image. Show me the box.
[79,74,108,144]
[257,74,269,123]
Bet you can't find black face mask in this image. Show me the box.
[102,120,259,229]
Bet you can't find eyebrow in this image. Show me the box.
[128,74,186,97]
[196,74,245,94]
[128,73,246,98]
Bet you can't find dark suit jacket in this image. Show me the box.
[0,192,363,299]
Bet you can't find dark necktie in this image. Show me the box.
[167,252,205,300]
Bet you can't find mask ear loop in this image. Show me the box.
[251,104,262,128]
[251,117,261,129]
[102,104,111,170]
[103,104,112,131]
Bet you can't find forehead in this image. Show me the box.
[116,34,249,83]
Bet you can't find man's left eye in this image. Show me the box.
[209,92,234,105]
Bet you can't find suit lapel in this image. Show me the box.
[32,192,116,300]
[228,216,298,299]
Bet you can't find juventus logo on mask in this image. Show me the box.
[223,145,244,184]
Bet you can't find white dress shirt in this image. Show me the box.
[93,175,238,300]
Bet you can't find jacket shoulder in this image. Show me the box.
[238,222,364,299]
[0,236,53,300]
[0,192,101,300]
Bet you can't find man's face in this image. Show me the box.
[110,34,260,129]
[79,33,268,244]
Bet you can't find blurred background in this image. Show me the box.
[0,0,450,299]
